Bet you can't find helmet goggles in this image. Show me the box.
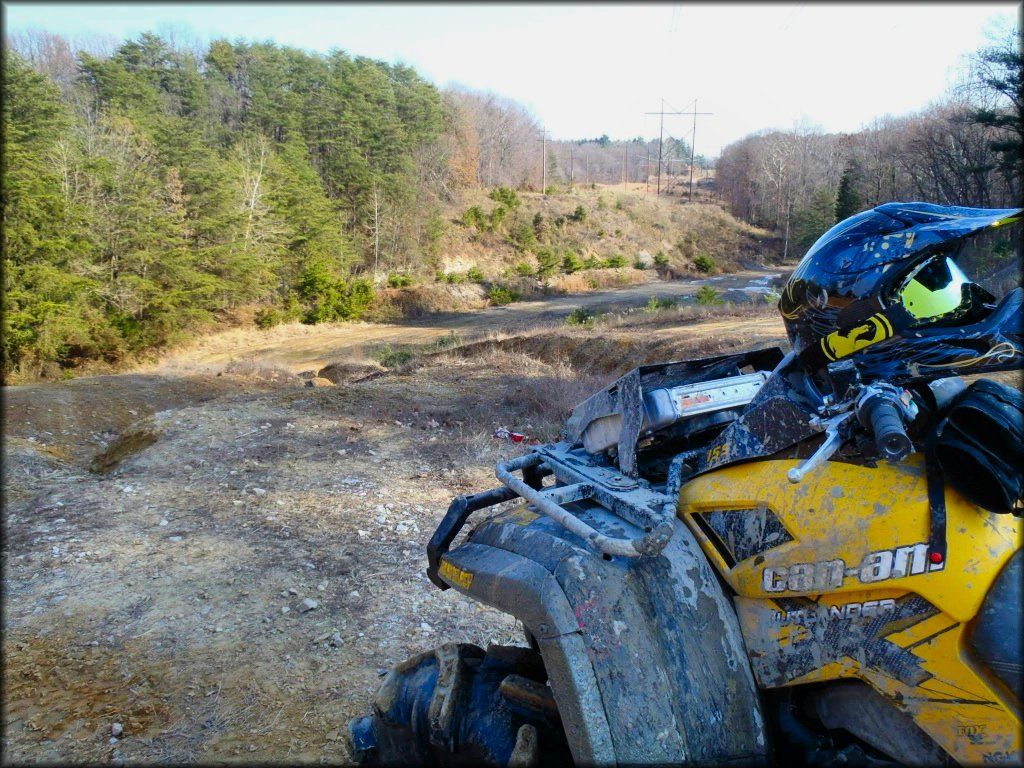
[896,255,984,328]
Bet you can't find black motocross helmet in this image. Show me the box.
[779,202,1023,385]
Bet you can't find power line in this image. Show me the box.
[645,99,711,199]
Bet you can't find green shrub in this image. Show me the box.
[633,258,649,270]
[536,247,562,279]
[654,251,670,267]
[387,272,414,288]
[544,185,559,195]
[532,211,547,239]
[645,296,677,312]
[568,204,588,223]
[614,198,625,210]
[566,307,595,328]
[425,211,447,258]
[597,195,607,210]
[509,219,537,252]
[582,255,601,270]
[436,271,466,284]
[298,260,375,323]
[254,307,283,329]
[603,254,627,268]
[613,228,623,237]
[489,205,508,231]
[764,290,781,306]
[562,251,583,273]
[462,205,488,231]
[695,285,723,306]
[514,261,536,277]
[283,295,304,322]
[488,285,521,306]
[693,253,716,273]
[466,266,485,283]
[597,229,606,239]
[375,344,413,368]
[488,186,520,209]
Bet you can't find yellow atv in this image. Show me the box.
[348,204,1022,765]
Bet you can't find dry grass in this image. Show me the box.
[367,282,489,320]
[408,302,781,376]
[549,267,650,294]
[435,185,779,284]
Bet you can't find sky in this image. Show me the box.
[3,2,1018,156]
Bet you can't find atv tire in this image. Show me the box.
[347,642,571,767]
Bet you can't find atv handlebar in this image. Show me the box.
[857,386,913,463]
[789,380,919,484]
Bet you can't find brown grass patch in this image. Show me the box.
[549,267,650,294]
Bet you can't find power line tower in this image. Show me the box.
[644,99,712,198]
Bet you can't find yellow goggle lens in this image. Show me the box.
[899,257,970,321]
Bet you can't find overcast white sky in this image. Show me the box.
[4,2,1018,156]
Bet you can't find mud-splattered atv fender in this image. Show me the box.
[431,501,769,764]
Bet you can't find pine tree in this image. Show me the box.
[1,51,108,377]
[834,161,865,222]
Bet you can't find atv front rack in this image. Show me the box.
[497,453,675,557]
[428,443,676,588]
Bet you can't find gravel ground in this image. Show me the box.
[3,308,787,763]
[2,362,540,763]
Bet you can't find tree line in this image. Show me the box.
[444,87,701,190]
[714,27,1021,262]
[2,29,711,380]
[3,31,472,379]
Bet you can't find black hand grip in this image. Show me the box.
[859,393,912,463]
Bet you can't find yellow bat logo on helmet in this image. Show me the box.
[820,313,894,361]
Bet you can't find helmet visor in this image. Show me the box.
[898,256,976,327]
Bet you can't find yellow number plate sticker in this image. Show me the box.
[438,560,474,589]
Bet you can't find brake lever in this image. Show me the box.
[787,410,856,484]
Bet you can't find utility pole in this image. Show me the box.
[645,144,651,195]
[622,144,627,190]
[687,99,713,203]
[656,98,664,195]
[536,129,550,193]
[569,146,574,187]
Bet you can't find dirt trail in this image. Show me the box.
[155,270,783,374]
